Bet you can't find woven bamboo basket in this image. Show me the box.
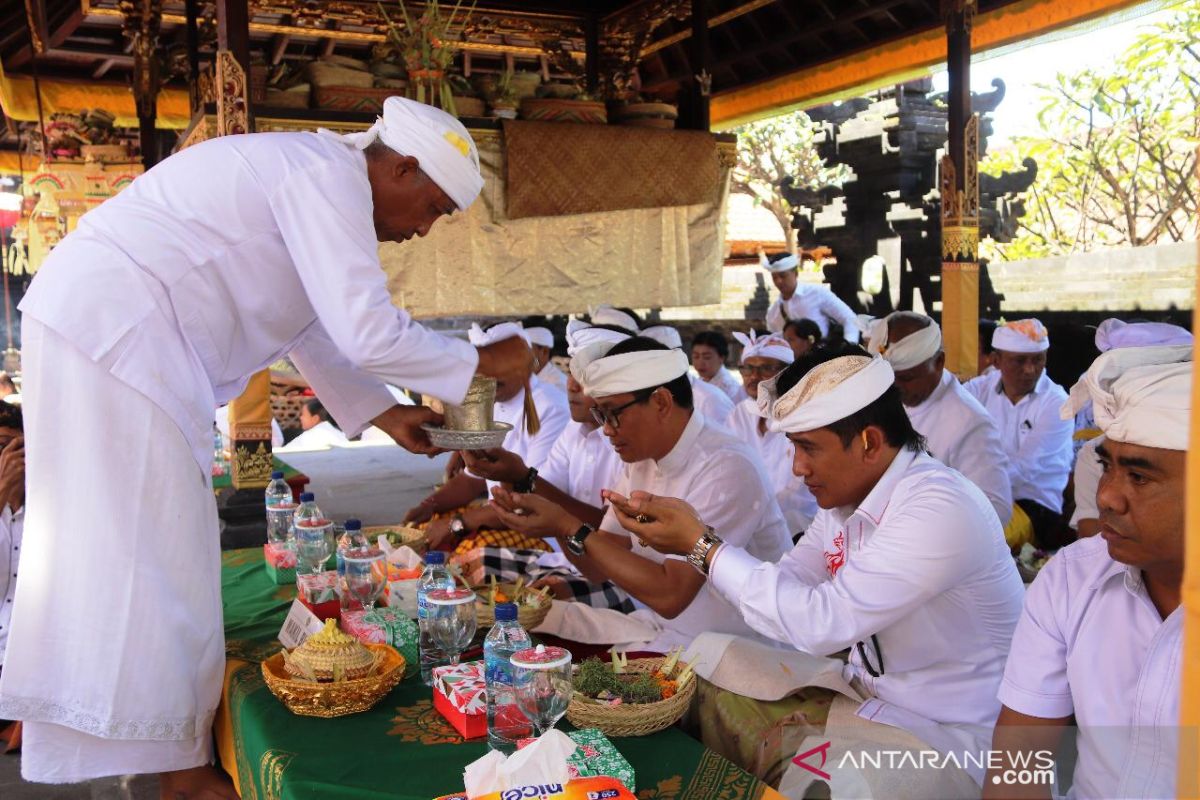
[473,582,550,630]
[262,644,404,718]
[362,524,427,554]
[565,656,696,737]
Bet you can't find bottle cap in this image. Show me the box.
[345,519,362,531]
[299,492,315,502]
[424,551,446,565]
[494,602,517,621]
[271,471,284,480]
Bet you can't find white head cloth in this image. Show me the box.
[992,319,1050,353]
[565,320,631,357]
[588,305,640,334]
[1095,319,1192,353]
[579,346,691,400]
[1061,344,1192,450]
[318,96,482,211]
[468,321,525,347]
[760,252,799,273]
[523,326,554,349]
[641,325,683,350]
[758,355,895,433]
[856,315,875,335]
[733,330,794,365]
[867,314,943,371]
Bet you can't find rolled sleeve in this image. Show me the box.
[997,562,1075,719]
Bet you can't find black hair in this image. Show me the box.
[304,397,332,423]
[775,346,925,452]
[690,330,729,359]
[0,401,22,432]
[783,318,822,343]
[604,337,694,410]
[979,319,998,355]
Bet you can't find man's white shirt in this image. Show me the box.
[19,132,479,471]
[704,368,747,404]
[709,450,1025,779]
[964,370,1073,513]
[481,375,570,495]
[536,361,567,392]
[688,375,735,425]
[0,504,23,666]
[905,369,1013,524]
[600,412,791,653]
[537,419,624,559]
[999,535,1181,799]
[278,420,348,451]
[1071,435,1104,529]
[765,284,861,343]
[726,399,818,534]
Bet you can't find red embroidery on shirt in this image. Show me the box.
[825,530,846,577]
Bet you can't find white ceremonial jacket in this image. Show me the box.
[689,374,735,426]
[483,375,570,495]
[999,535,1182,799]
[765,284,861,342]
[704,368,748,404]
[19,132,479,471]
[710,450,1025,777]
[964,370,1074,513]
[905,369,1013,525]
[726,398,818,534]
[601,412,791,653]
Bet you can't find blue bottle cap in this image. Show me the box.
[494,602,518,622]
[299,492,315,502]
[345,519,362,531]
[424,551,446,565]
[271,471,284,480]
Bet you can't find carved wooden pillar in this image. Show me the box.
[939,0,979,379]
[680,0,711,131]
[215,0,269,489]
[121,0,163,169]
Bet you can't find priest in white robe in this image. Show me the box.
[868,312,1012,525]
[0,97,530,792]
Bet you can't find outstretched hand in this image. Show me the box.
[371,404,445,456]
[490,486,577,539]
[603,489,707,556]
[460,448,527,484]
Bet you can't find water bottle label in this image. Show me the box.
[417,595,428,620]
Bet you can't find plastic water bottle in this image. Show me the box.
[417,551,455,685]
[212,425,228,474]
[484,603,533,753]
[337,519,371,610]
[293,493,331,578]
[264,471,295,546]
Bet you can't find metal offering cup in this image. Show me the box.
[443,375,497,432]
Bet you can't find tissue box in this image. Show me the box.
[340,607,419,678]
[432,660,487,739]
[517,729,635,792]
[297,571,340,621]
[263,543,335,584]
[432,776,636,800]
[386,578,421,619]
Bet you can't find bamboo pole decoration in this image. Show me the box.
[1181,224,1200,798]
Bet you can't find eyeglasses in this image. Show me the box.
[590,397,646,430]
[738,364,783,377]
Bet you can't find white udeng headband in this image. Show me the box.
[1062,344,1192,451]
[468,321,524,347]
[868,315,943,371]
[733,330,794,365]
[523,327,554,349]
[641,325,683,350]
[758,355,895,433]
[760,252,799,272]
[992,319,1050,353]
[565,323,631,357]
[580,349,691,399]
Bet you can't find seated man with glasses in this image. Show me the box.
[726,329,818,537]
[489,336,790,655]
[612,349,1025,796]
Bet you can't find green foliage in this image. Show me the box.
[575,657,621,697]
[981,4,1199,261]
[732,110,849,251]
[621,673,664,704]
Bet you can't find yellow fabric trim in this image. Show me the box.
[214,658,245,797]
[1073,427,1103,441]
[942,261,980,380]
[711,0,1152,129]
[0,151,36,178]
[1182,236,1200,797]
[0,57,191,130]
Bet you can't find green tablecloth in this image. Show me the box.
[216,549,781,800]
[212,457,304,492]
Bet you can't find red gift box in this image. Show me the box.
[432,687,487,739]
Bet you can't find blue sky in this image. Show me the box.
[930,1,1183,145]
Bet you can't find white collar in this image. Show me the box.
[654,411,704,478]
[831,448,920,528]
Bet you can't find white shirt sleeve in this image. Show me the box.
[710,491,993,655]
[945,414,1014,525]
[1010,390,1074,509]
[997,559,1074,718]
[1071,436,1104,528]
[287,320,398,438]
[817,290,862,343]
[268,160,479,405]
[537,426,572,493]
[765,299,785,333]
[963,374,990,406]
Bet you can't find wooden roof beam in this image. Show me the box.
[6,6,84,68]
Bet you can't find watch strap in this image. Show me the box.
[687,526,723,575]
[566,523,594,556]
[513,466,538,494]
